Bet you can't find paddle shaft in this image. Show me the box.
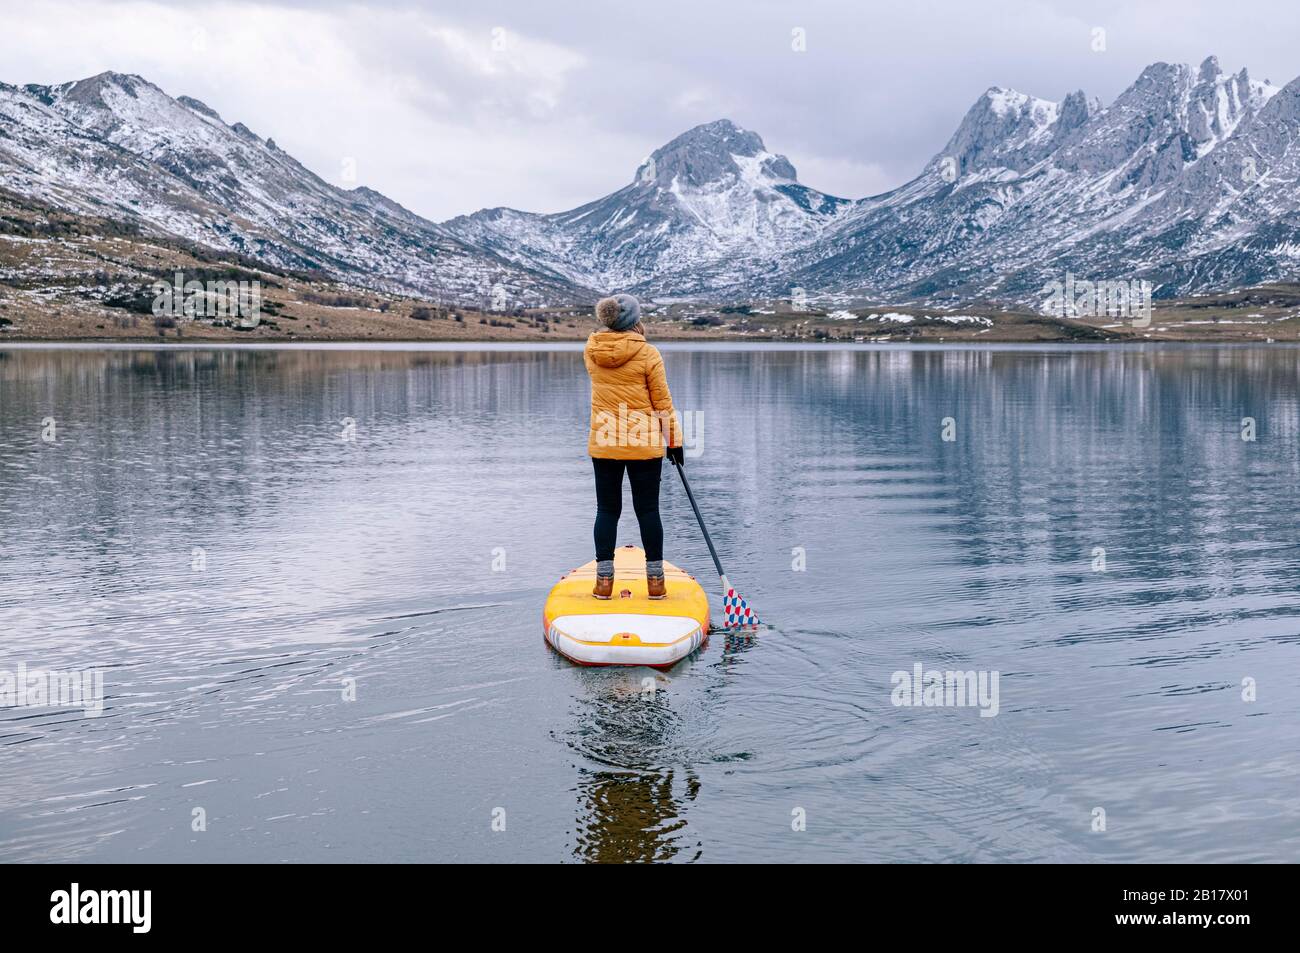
[670,457,726,581]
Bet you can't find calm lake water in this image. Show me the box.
[1,342,1298,863]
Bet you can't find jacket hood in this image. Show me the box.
[586,330,647,369]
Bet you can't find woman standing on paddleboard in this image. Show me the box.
[585,294,684,600]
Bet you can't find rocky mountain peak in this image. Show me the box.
[52,71,152,107]
[938,86,1061,174]
[636,119,796,188]
[178,95,222,121]
[1055,90,1102,139]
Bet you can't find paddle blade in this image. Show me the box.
[722,586,760,629]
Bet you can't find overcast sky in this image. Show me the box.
[4,0,1298,221]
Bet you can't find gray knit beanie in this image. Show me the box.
[596,293,641,331]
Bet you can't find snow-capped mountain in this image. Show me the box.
[780,56,1289,303]
[447,56,1300,305]
[444,119,850,297]
[4,58,1300,308]
[0,72,586,303]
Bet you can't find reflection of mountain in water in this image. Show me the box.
[8,344,1299,624]
[657,346,1300,601]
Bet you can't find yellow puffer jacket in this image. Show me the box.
[585,330,682,459]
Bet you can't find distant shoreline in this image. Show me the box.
[5,338,1298,351]
[5,308,1299,346]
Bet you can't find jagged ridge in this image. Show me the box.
[4,57,1300,308]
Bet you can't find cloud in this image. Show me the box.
[791,155,897,201]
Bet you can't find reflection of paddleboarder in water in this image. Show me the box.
[567,669,701,864]
[585,294,683,602]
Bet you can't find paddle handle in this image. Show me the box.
[670,457,726,581]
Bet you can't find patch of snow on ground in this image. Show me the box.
[936,315,994,326]
[862,312,993,326]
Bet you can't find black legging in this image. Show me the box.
[593,457,663,562]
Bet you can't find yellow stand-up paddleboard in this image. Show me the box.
[543,545,711,668]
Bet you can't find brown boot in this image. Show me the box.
[647,575,666,600]
[593,576,613,600]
